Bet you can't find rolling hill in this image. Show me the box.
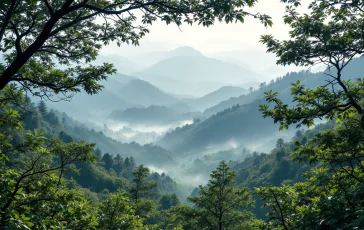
[46,72,181,121]
[156,57,364,155]
[183,86,248,111]
[133,47,263,96]
[93,54,146,75]
[108,105,200,125]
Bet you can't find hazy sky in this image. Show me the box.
[102,0,311,54]
[101,0,316,78]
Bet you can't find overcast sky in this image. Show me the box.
[102,0,312,53]
[101,0,317,78]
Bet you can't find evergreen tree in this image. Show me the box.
[58,131,73,143]
[102,153,114,170]
[129,165,157,218]
[188,161,254,230]
[98,189,143,229]
[249,87,254,94]
[45,111,60,126]
[113,154,124,174]
[124,157,130,168]
[275,138,284,148]
[257,0,364,228]
[159,194,180,210]
[94,148,102,161]
[37,100,48,117]
[129,157,136,168]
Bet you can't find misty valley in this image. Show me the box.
[1,0,364,229]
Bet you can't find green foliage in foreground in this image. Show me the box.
[2,0,364,229]
[254,0,364,229]
[0,87,260,229]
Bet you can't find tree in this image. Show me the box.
[249,87,254,94]
[294,130,303,140]
[37,100,48,117]
[257,0,364,228]
[159,193,180,211]
[0,0,272,101]
[45,110,60,126]
[124,157,130,168]
[259,82,266,89]
[94,148,102,160]
[102,153,114,170]
[0,129,96,228]
[58,130,73,143]
[275,138,284,148]
[188,161,254,230]
[98,189,143,230]
[157,205,199,230]
[260,0,364,129]
[129,156,136,168]
[129,165,157,218]
[113,154,124,173]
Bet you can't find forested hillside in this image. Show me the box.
[47,73,181,121]
[182,86,248,111]
[108,105,200,125]
[205,56,364,117]
[157,57,364,154]
[2,0,364,229]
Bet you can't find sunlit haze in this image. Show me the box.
[101,0,315,79]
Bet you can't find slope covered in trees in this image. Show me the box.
[109,105,200,125]
[2,0,364,229]
[205,56,364,117]
[183,86,248,111]
[158,57,364,155]
[46,73,181,121]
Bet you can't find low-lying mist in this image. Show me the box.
[91,119,194,144]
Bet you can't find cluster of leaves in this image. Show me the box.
[0,87,98,229]
[255,0,364,229]
[0,87,184,229]
[0,0,272,102]
[156,161,261,230]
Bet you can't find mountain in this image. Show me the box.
[93,54,146,75]
[137,56,262,84]
[157,57,364,155]
[47,73,180,121]
[70,124,175,167]
[102,75,179,107]
[108,105,200,125]
[42,110,176,168]
[128,46,203,66]
[134,55,263,96]
[47,84,135,122]
[212,56,252,70]
[168,46,203,57]
[183,86,248,111]
[156,101,283,155]
[203,56,364,117]
[208,49,303,79]
[118,79,178,106]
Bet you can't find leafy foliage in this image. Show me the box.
[0,0,272,101]
[256,1,364,229]
[187,161,255,230]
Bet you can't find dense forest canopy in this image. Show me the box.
[1,0,364,229]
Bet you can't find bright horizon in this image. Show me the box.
[100,0,318,79]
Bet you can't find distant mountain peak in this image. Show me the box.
[218,86,243,90]
[169,46,203,57]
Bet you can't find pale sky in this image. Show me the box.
[102,0,311,53]
[101,0,316,78]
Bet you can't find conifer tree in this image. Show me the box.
[37,100,48,117]
[188,161,254,230]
